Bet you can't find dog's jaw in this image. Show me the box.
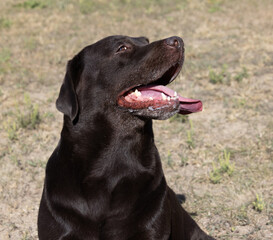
[116,37,202,120]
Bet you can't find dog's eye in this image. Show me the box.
[117,45,128,52]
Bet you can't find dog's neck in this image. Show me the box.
[58,112,162,178]
[56,112,165,199]
[60,110,154,143]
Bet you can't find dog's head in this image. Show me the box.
[56,35,202,123]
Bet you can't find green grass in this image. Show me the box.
[252,194,265,212]
[207,0,223,13]
[232,97,246,109]
[0,18,12,29]
[21,231,32,240]
[180,154,188,167]
[4,94,41,141]
[234,67,248,82]
[5,121,18,141]
[209,64,230,84]
[236,205,250,225]
[17,94,41,129]
[169,114,189,123]
[210,149,235,184]
[14,0,77,10]
[27,157,46,168]
[0,49,11,62]
[14,0,49,9]
[209,65,249,85]
[78,0,187,15]
[186,120,195,148]
[24,37,38,51]
[0,48,11,74]
[167,151,174,168]
[12,0,187,15]
[78,0,96,14]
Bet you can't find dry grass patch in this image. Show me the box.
[0,0,272,239]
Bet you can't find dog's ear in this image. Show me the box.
[56,60,79,122]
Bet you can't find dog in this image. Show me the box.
[38,35,215,240]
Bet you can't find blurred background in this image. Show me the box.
[0,0,272,239]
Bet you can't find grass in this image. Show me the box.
[1,0,272,239]
[186,120,195,149]
[169,114,189,123]
[210,149,235,184]
[0,48,11,61]
[0,48,11,74]
[252,194,265,212]
[5,121,18,141]
[17,94,41,129]
[24,37,39,51]
[78,0,97,14]
[209,64,230,84]
[236,205,249,225]
[0,18,12,29]
[209,66,249,84]
[4,94,41,141]
[180,154,188,167]
[207,0,223,13]
[14,0,49,9]
[10,153,20,167]
[13,0,78,10]
[78,0,187,15]
[21,231,31,240]
[234,67,248,82]
[233,97,246,109]
[167,151,174,168]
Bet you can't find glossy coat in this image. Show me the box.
[38,36,215,240]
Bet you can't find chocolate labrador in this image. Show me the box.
[38,35,215,240]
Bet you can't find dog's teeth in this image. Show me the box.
[171,95,179,100]
[167,97,170,101]
[134,89,141,97]
[174,91,177,97]
[149,97,153,100]
[161,93,167,101]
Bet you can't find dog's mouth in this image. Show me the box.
[117,63,202,119]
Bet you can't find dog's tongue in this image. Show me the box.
[137,85,202,114]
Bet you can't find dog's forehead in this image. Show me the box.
[98,35,149,47]
[130,36,150,45]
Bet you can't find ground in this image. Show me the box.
[0,0,272,239]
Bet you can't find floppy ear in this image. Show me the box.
[56,60,79,121]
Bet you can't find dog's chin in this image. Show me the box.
[118,96,181,120]
[133,109,179,120]
[127,101,180,120]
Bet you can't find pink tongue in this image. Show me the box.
[137,85,203,114]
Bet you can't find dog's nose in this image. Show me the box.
[165,36,183,49]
